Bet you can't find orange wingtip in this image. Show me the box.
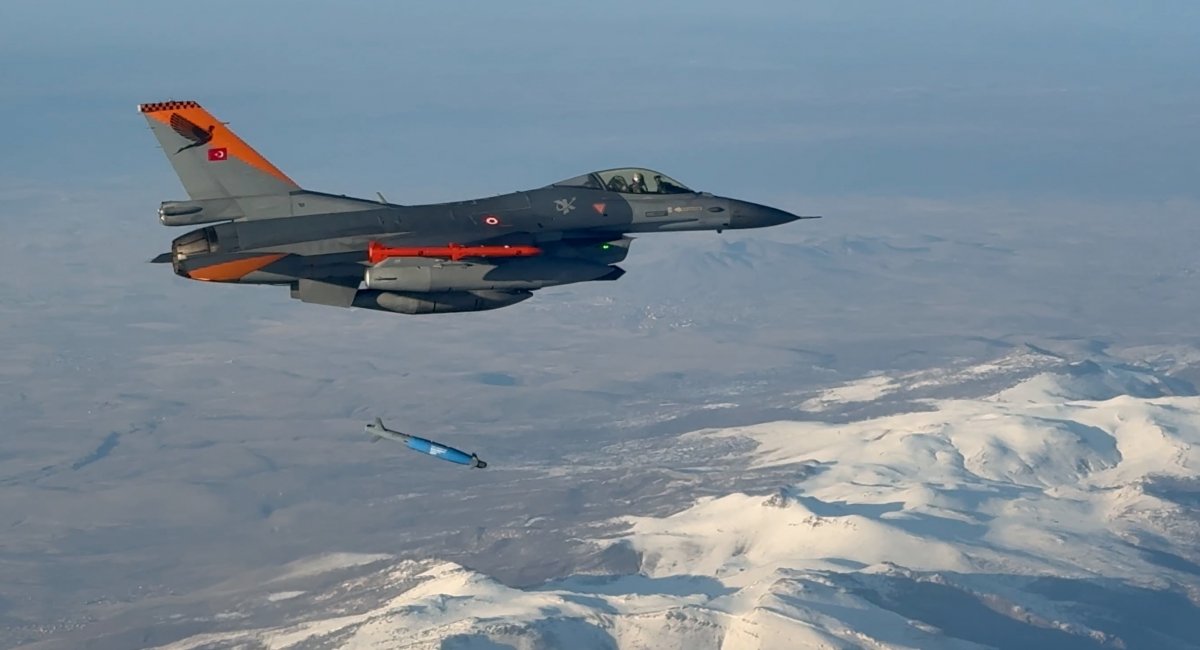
[138,100,202,113]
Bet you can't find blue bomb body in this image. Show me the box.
[365,418,487,469]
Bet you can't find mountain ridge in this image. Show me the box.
[116,358,1200,650]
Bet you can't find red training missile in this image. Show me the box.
[368,241,542,264]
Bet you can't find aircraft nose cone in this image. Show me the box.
[730,201,801,229]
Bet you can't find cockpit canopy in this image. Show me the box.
[551,168,694,195]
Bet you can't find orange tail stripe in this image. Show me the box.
[141,103,296,188]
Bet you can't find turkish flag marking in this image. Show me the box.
[593,202,606,214]
[208,147,228,161]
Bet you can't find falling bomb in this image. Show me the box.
[365,418,487,468]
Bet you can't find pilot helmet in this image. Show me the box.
[631,172,643,184]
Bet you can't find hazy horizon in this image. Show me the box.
[3,1,1198,204]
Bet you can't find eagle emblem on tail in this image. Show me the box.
[169,113,215,154]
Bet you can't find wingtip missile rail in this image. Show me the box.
[364,418,487,469]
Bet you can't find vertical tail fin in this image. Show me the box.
[368,417,387,443]
[138,100,300,200]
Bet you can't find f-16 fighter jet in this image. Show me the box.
[141,100,815,315]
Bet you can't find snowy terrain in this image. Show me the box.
[79,358,1195,649]
[6,188,1200,648]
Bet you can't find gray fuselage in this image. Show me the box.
[165,173,805,314]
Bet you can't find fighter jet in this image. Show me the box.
[141,100,814,315]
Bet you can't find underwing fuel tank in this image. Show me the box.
[363,258,622,292]
[365,418,487,468]
[352,289,532,314]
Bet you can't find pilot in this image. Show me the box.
[629,171,648,194]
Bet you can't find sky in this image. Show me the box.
[2,1,1200,645]
[1,0,1198,203]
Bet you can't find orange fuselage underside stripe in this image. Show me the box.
[188,254,286,282]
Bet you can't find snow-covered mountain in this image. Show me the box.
[140,360,1200,650]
